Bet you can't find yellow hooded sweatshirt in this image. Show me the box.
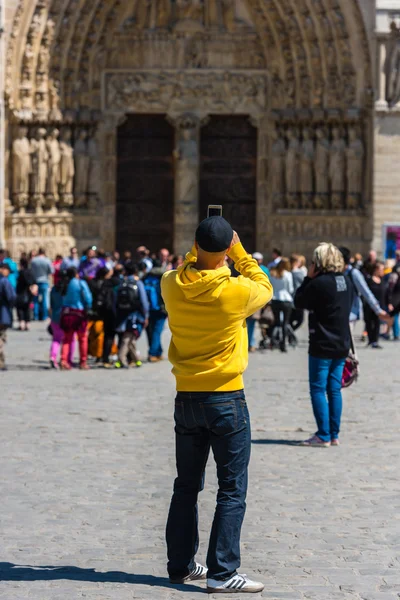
[161,242,273,392]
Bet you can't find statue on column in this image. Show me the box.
[59,128,74,208]
[285,127,300,209]
[314,127,330,209]
[175,0,204,31]
[135,0,152,29]
[12,126,32,211]
[270,127,286,209]
[173,126,199,206]
[88,130,100,210]
[45,128,61,211]
[346,126,364,210]
[30,127,48,212]
[156,0,171,28]
[74,129,90,207]
[299,127,315,209]
[329,126,346,209]
[222,0,236,32]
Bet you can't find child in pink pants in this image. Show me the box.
[50,283,75,369]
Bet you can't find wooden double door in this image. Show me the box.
[116,114,257,253]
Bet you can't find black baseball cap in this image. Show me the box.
[0,262,10,270]
[195,217,233,253]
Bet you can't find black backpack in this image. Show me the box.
[94,281,113,313]
[116,281,140,313]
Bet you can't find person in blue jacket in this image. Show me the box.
[0,262,17,370]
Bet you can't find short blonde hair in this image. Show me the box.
[313,243,344,273]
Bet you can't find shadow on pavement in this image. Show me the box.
[252,439,301,446]
[0,563,205,593]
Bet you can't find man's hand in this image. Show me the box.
[231,231,240,247]
[388,304,394,313]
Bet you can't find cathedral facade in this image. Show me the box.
[0,0,375,258]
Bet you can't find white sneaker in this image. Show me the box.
[207,573,264,593]
[169,562,207,584]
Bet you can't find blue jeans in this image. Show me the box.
[246,318,256,348]
[148,311,167,358]
[166,390,251,581]
[33,282,49,321]
[309,356,346,442]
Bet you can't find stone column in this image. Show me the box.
[376,39,388,110]
[98,114,126,251]
[169,114,201,255]
[252,115,269,256]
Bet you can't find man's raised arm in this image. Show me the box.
[228,232,273,317]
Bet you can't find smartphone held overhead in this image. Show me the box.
[207,205,223,218]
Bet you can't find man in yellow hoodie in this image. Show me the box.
[162,216,273,593]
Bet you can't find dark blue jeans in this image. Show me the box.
[309,356,346,442]
[166,390,251,581]
[148,311,167,358]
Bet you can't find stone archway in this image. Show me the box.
[3,0,374,257]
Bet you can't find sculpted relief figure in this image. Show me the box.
[222,0,236,32]
[173,127,199,207]
[314,127,330,209]
[59,128,75,207]
[285,127,300,209]
[329,126,346,209]
[346,127,364,210]
[12,126,32,210]
[175,0,204,30]
[46,128,61,210]
[74,129,90,207]
[30,127,48,211]
[157,0,171,27]
[299,128,314,209]
[270,128,286,208]
[135,0,152,29]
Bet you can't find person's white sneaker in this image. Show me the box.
[207,573,264,593]
[169,562,207,584]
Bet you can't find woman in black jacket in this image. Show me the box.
[16,257,36,331]
[294,243,354,448]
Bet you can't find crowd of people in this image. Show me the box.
[244,246,400,353]
[0,243,399,371]
[0,244,183,370]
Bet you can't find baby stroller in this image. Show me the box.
[259,303,298,351]
[259,304,275,349]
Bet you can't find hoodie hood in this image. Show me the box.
[176,253,231,303]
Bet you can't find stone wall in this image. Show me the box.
[373,111,400,254]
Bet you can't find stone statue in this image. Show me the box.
[175,0,204,30]
[329,126,346,209]
[135,0,151,29]
[314,127,330,209]
[12,126,32,211]
[74,129,90,207]
[173,127,199,205]
[300,128,314,208]
[346,127,364,209]
[157,0,171,27]
[270,128,286,207]
[222,0,236,32]
[88,131,100,210]
[45,128,61,210]
[59,128,74,207]
[30,127,48,212]
[285,128,300,209]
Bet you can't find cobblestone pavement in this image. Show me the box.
[1,323,400,600]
